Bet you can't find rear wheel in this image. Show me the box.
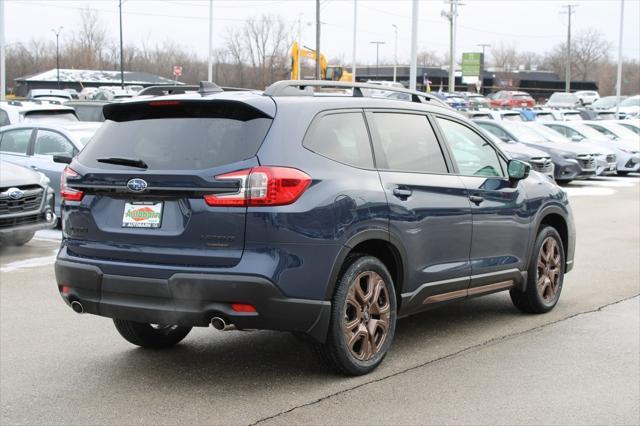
[510,226,565,314]
[316,255,397,376]
[113,319,191,348]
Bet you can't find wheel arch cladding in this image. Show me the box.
[539,213,569,266]
[327,238,405,310]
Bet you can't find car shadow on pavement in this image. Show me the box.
[85,293,521,387]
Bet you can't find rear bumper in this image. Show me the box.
[55,257,331,342]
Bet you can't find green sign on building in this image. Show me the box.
[462,52,483,77]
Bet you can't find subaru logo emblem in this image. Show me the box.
[126,178,148,192]
[7,187,24,200]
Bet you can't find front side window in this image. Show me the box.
[34,130,75,156]
[303,112,373,169]
[372,113,447,174]
[437,118,504,178]
[0,129,32,154]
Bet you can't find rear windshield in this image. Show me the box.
[78,101,272,170]
[23,111,78,123]
[502,113,524,122]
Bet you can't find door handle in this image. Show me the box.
[29,165,38,170]
[469,195,484,205]
[393,187,412,199]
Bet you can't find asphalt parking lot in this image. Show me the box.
[1,175,639,425]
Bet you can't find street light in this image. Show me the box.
[370,41,385,79]
[392,24,398,83]
[119,0,124,89]
[51,26,63,89]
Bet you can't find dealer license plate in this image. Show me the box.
[122,202,163,228]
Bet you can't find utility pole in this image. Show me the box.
[561,4,578,93]
[351,0,357,82]
[443,0,463,93]
[615,0,624,118]
[477,43,491,58]
[119,0,124,89]
[52,27,63,89]
[315,0,321,80]
[208,0,213,82]
[370,41,385,79]
[392,24,398,83]
[0,0,5,100]
[409,0,418,91]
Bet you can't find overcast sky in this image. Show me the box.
[5,0,640,66]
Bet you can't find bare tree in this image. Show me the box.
[491,42,518,71]
[517,51,543,70]
[572,29,611,81]
[417,50,442,67]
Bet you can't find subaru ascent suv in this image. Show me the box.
[54,81,575,375]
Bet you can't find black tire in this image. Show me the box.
[113,319,191,349]
[617,171,629,176]
[510,226,565,314]
[316,255,397,376]
[556,179,572,185]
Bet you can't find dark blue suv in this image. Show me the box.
[55,81,575,375]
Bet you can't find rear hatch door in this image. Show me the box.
[64,98,273,267]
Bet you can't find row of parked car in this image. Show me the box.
[0,82,639,246]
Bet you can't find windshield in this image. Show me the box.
[549,93,576,102]
[620,96,640,107]
[569,124,612,141]
[23,111,78,123]
[525,123,569,143]
[535,112,555,121]
[500,121,545,143]
[502,113,524,122]
[592,96,621,108]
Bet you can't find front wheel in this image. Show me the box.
[113,319,191,348]
[510,226,565,314]
[316,255,397,376]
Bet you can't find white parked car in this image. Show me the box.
[617,119,640,135]
[610,95,640,119]
[574,90,600,106]
[0,101,78,127]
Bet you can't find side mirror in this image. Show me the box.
[570,135,582,142]
[53,154,72,164]
[508,159,530,181]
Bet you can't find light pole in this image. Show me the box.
[477,43,490,58]
[615,0,624,118]
[409,0,418,90]
[370,41,385,79]
[119,0,124,89]
[351,0,357,82]
[392,24,398,83]
[561,4,578,92]
[1,0,5,100]
[315,0,321,80]
[208,0,213,82]
[51,26,63,89]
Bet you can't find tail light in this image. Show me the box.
[204,166,311,207]
[60,166,84,202]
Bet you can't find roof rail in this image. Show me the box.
[263,80,449,108]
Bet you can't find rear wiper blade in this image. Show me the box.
[96,157,148,169]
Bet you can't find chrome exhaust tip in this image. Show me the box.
[71,301,84,314]
[210,316,236,331]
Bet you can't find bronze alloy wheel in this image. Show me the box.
[342,271,391,361]
[537,236,562,303]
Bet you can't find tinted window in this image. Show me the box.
[303,112,373,169]
[0,109,9,126]
[437,118,504,177]
[24,111,78,123]
[373,113,447,174]
[34,130,75,156]
[79,106,272,170]
[0,129,32,154]
[74,105,105,122]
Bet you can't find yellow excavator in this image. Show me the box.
[291,41,353,82]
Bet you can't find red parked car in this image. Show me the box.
[489,91,535,108]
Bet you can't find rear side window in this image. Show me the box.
[303,112,373,169]
[79,101,272,170]
[0,129,32,154]
[372,113,447,174]
[74,105,105,122]
[34,130,75,156]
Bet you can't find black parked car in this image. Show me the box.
[55,81,575,375]
[0,161,56,246]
